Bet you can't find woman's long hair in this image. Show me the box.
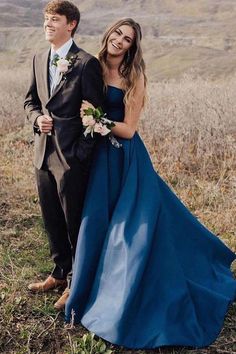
[98,18,147,107]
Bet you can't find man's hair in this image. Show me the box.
[44,0,80,36]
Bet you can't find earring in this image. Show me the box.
[127,50,131,61]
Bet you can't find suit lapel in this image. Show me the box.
[42,49,50,101]
[47,42,81,103]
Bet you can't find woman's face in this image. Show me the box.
[107,24,135,58]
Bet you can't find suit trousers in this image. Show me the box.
[35,136,89,281]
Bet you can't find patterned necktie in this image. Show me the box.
[49,52,59,94]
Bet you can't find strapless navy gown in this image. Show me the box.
[65,86,236,349]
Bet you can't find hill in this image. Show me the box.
[1,0,236,80]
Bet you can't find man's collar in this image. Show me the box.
[50,38,73,59]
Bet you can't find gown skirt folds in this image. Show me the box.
[65,86,236,349]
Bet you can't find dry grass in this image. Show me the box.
[141,75,236,251]
[0,69,235,353]
[0,69,28,133]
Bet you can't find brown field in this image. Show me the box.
[0,64,235,353]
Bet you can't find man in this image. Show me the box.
[24,0,104,310]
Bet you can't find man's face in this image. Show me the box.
[44,13,76,47]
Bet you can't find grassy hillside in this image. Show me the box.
[1,0,236,80]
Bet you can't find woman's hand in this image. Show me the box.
[80,100,95,117]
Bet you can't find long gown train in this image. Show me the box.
[65,86,236,349]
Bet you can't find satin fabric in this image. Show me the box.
[65,86,236,349]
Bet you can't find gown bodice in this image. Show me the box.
[105,85,125,123]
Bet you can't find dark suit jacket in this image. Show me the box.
[24,42,104,170]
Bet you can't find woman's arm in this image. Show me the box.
[81,74,145,139]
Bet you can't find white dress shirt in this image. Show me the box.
[49,38,73,93]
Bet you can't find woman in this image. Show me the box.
[65,18,236,349]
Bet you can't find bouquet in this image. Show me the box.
[82,107,115,137]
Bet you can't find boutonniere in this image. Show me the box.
[52,54,76,75]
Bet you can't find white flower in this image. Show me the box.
[100,125,111,136]
[94,123,103,134]
[82,115,96,127]
[94,123,111,136]
[57,58,70,73]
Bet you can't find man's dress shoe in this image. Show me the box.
[28,275,67,292]
[54,288,70,311]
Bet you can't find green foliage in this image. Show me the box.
[84,106,105,119]
[94,107,104,118]
[71,333,113,354]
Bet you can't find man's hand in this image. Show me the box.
[36,115,53,134]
